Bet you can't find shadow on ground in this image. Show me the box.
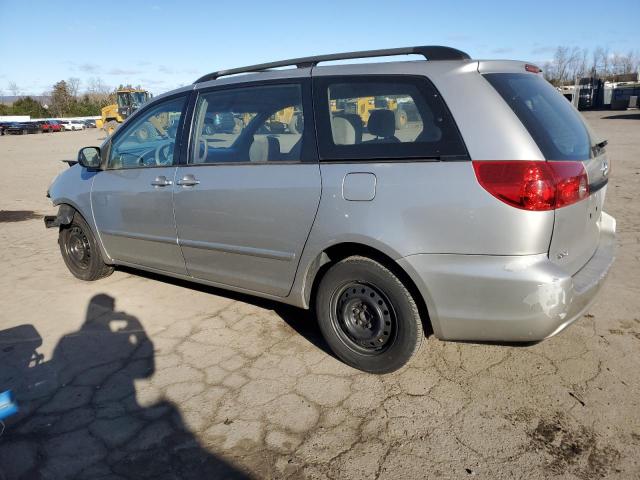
[601,112,640,120]
[117,266,334,357]
[0,294,250,480]
[0,210,43,223]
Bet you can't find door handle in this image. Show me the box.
[150,176,172,187]
[177,174,200,187]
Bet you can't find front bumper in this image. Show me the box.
[398,212,616,342]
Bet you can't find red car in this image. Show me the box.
[41,120,63,132]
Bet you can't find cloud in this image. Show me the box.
[531,45,556,55]
[447,34,470,42]
[491,48,513,54]
[106,68,142,75]
[158,65,175,74]
[79,63,100,73]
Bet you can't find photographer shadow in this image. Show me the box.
[0,294,250,480]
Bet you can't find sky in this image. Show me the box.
[0,0,638,96]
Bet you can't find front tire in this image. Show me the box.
[315,256,423,374]
[59,213,114,281]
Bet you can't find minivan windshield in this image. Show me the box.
[484,73,592,161]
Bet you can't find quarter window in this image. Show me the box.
[315,76,467,161]
[108,96,186,169]
[190,84,306,164]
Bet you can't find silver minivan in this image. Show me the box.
[45,46,615,373]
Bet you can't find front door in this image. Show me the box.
[92,95,188,274]
[173,82,321,296]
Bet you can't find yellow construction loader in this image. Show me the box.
[96,88,151,135]
[330,96,408,129]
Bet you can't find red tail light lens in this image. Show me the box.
[473,161,589,211]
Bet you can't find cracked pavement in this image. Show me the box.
[0,111,639,479]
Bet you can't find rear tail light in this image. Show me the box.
[473,161,589,211]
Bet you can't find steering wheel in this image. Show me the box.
[154,139,175,166]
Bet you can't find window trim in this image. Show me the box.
[184,78,318,166]
[312,74,469,162]
[103,92,191,171]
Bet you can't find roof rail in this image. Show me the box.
[194,45,471,84]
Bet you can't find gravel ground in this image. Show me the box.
[0,112,638,479]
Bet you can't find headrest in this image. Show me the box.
[331,115,362,145]
[367,109,396,138]
[249,136,280,162]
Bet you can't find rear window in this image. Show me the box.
[314,76,468,161]
[484,73,592,160]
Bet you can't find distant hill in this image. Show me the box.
[0,95,51,105]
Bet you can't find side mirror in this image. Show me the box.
[77,146,101,170]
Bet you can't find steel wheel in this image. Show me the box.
[63,225,92,271]
[330,281,396,355]
[315,256,423,373]
[58,212,114,281]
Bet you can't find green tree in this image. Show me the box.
[11,96,48,118]
[50,80,73,117]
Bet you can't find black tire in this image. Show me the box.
[58,213,114,281]
[315,256,423,373]
[104,120,119,136]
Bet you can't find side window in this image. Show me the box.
[190,84,305,164]
[316,76,467,161]
[108,96,186,169]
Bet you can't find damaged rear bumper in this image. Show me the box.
[397,212,616,342]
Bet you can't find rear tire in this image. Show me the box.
[315,256,423,373]
[59,213,114,281]
[104,120,119,136]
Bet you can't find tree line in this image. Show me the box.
[0,77,117,118]
[542,46,639,86]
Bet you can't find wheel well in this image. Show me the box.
[305,243,433,336]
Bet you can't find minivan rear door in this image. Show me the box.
[484,71,608,275]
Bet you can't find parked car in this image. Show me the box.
[58,120,86,131]
[83,119,97,128]
[5,122,41,135]
[203,112,236,134]
[49,120,63,132]
[39,120,63,133]
[45,46,616,373]
[0,121,13,135]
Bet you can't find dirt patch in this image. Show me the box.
[0,210,43,223]
[530,412,620,479]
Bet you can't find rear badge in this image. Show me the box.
[556,250,569,260]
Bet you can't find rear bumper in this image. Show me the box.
[398,212,616,342]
